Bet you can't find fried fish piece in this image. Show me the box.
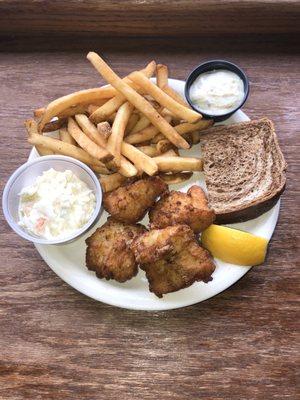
[149,186,215,233]
[86,217,146,282]
[131,225,215,297]
[103,176,168,224]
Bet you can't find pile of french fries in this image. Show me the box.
[26,52,213,192]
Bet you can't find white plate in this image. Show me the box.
[29,79,280,311]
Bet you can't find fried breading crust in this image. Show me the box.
[103,176,168,224]
[149,186,215,233]
[86,217,146,282]
[131,225,215,297]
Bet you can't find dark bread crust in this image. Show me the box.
[200,118,287,224]
[215,185,285,224]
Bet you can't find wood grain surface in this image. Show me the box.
[0,0,299,36]
[0,36,299,399]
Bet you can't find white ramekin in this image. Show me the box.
[2,155,102,245]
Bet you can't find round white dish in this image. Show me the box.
[2,155,102,245]
[29,78,280,311]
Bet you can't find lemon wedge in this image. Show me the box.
[201,224,268,266]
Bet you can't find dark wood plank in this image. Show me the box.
[0,32,299,53]
[0,0,299,36]
[0,38,299,400]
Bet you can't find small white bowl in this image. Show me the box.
[2,155,102,245]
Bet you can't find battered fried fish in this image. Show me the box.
[103,176,168,224]
[149,186,215,233]
[131,225,215,297]
[86,217,146,283]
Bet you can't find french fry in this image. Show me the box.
[105,155,138,178]
[125,114,172,144]
[51,101,106,120]
[128,71,201,123]
[151,133,164,144]
[89,61,156,123]
[129,114,150,134]
[160,107,175,119]
[35,145,55,156]
[107,102,134,166]
[154,156,203,172]
[159,172,193,184]
[64,101,108,118]
[105,160,118,172]
[163,85,189,107]
[181,133,193,146]
[59,99,113,118]
[160,109,182,127]
[87,52,189,149]
[37,141,107,161]
[39,87,115,132]
[121,142,158,176]
[91,98,110,106]
[125,113,139,134]
[89,164,111,174]
[87,104,99,115]
[192,130,201,145]
[156,64,168,89]
[97,121,112,140]
[156,65,189,107]
[75,113,110,151]
[135,140,151,146]
[70,118,122,172]
[34,107,45,119]
[42,118,66,132]
[107,112,117,123]
[55,104,88,119]
[175,119,213,135]
[118,156,138,177]
[59,127,77,145]
[148,99,161,110]
[151,118,212,144]
[136,145,160,157]
[90,95,125,124]
[68,117,112,162]
[156,139,175,154]
[99,173,128,192]
[157,149,178,157]
[25,120,109,173]
[24,119,41,138]
[60,102,106,117]
[126,125,159,144]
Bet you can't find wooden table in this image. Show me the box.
[0,32,299,399]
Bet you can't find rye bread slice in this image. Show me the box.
[200,118,287,224]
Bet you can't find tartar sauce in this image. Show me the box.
[18,168,96,240]
[189,69,244,115]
